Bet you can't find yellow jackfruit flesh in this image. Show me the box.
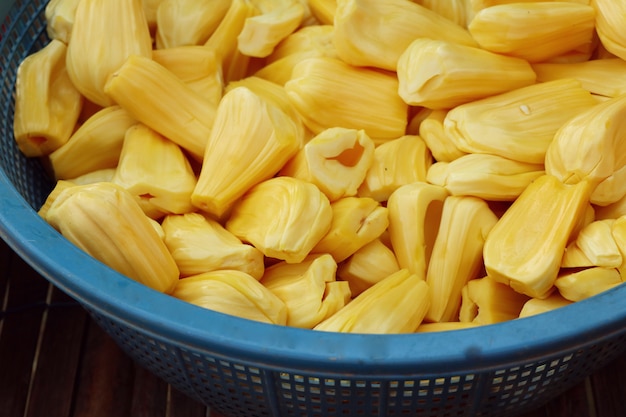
[307,0,336,24]
[337,238,400,296]
[545,94,626,192]
[267,25,335,63]
[333,0,476,71]
[46,182,180,294]
[13,39,82,157]
[254,25,338,85]
[261,254,350,328]
[416,0,471,28]
[280,127,375,202]
[468,2,596,63]
[112,124,197,219]
[561,241,594,269]
[285,57,408,141]
[172,270,287,325]
[69,168,117,186]
[191,86,302,219]
[484,175,592,298]
[238,1,305,58]
[518,293,573,319]
[555,267,623,302]
[532,59,626,98]
[358,135,432,202]
[593,0,626,61]
[387,183,449,280]
[151,46,224,107]
[142,0,165,33]
[312,197,388,262]
[66,0,152,107]
[224,76,307,147]
[226,176,332,264]
[573,219,622,268]
[459,276,530,325]
[425,196,498,323]
[314,269,430,334]
[39,171,120,218]
[104,55,217,161]
[596,195,626,221]
[418,110,468,163]
[609,215,626,278]
[155,0,231,49]
[471,0,592,12]
[45,0,80,44]
[162,213,265,279]
[406,107,434,136]
[591,164,626,207]
[416,322,479,333]
[38,180,77,220]
[255,54,309,87]
[204,0,260,83]
[559,202,597,265]
[426,153,545,201]
[397,38,536,109]
[258,24,337,83]
[444,79,598,164]
[49,106,136,180]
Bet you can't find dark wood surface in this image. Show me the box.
[1,237,625,417]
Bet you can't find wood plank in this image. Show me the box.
[167,386,208,417]
[540,378,594,417]
[25,287,88,417]
[0,239,11,303]
[129,363,169,417]
[519,404,548,417]
[0,247,50,417]
[71,320,135,417]
[590,354,626,417]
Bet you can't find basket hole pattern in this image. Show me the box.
[386,376,476,416]
[0,0,55,209]
[274,373,477,417]
[88,312,198,395]
[275,374,382,416]
[180,351,271,417]
[89,309,272,417]
[68,307,626,417]
[476,333,626,417]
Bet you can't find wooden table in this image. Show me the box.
[1,237,624,417]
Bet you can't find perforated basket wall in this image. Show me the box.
[88,309,626,417]
[2,2,626,417]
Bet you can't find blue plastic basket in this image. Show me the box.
[1,1,625,416]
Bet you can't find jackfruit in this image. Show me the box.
[172,270,287,325]
[162,212,265,279]
[333,0,476,71]
[280,127,375,202]
[262,254,351,328]
[314,269,430,334]
[387,183,449,279]
[66,0,152,107]
[425,196,498,323]
[46,182,180,293]
[397,38,536,109]
[13,39,82,157]
[191,86,301,218]
[226,176,332,263]
[484,175,592,298]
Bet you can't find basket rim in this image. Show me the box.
[2,0,625,378]
[2,169,625,377]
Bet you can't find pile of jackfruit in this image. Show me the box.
[13,0,626,333]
